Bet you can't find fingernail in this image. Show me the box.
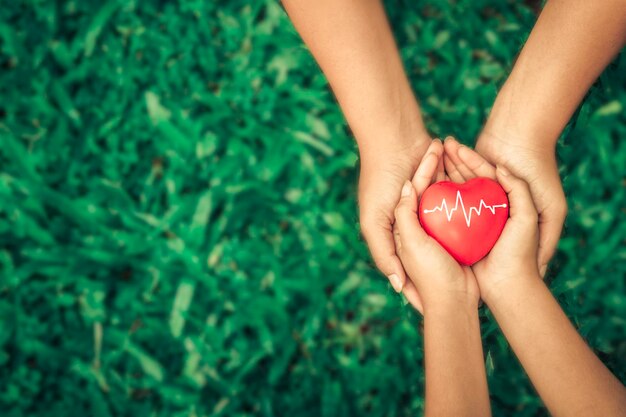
[540,265,547,278]
[497,165,509,176]
[388,273,403,292]
[433,138,442,144]
[401,180,412,197]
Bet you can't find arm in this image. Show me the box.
[394,142,491,417]
[281,0,431,305]
[485,0,626,147]
[423,300,490,417]
[487,277,626,417]
[281,0,428,159]
[444,146,626,417]
[476,0,626,274]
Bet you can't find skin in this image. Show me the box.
[393,141,490,417]
[282,0,626,300]
[281,0,432,311]
[445,144,626,417]
[472,0,626,276]
[282,2,626,410]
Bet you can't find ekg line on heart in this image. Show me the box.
[422,191,507,227]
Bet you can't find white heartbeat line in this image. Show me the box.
[422,191,507,227]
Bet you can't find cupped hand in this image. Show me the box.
[443,135,565,277]
[474,167,541,303]
[473,133,566,277]
[392,146,480,312]
[442,140,541,301]
[358,136,432,311]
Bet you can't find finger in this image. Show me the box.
[395,180,420,233]
[444,154,466,183]
[421,137,444,161]
[395,180,432,248]
[393,222,401,250]
[412,145,442,198]
[402,280,424,314]
[433,139,448,182]
[444,137,476,180]
[393,223,424,313]
[362,217,408,293]
[495,166,537,222]
[443,137,468,182]
[537,202,567,277]
[435,147,446,182]
[457,144,497,179]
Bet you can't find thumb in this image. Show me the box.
[394,181,427,246]
[496,166,538,225]
[537,201,567,276]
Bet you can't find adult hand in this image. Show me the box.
[359,135,436,312]
[444,135,566,277]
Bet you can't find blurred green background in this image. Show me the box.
[0,0,624,416]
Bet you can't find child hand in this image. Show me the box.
[473,166,541,301]
[393,144,480,312]
[443,138,541,303]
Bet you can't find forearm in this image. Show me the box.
[486,278,626,417]
[484,0,626,148]
[281,0,429,159]
[424,300,491,417]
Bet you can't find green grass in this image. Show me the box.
[0,1,624,416]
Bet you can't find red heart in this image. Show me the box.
[418,177,509,265]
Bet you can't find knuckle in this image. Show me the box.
[373,257,386,272]
[359,211,390,244]
[373,256,393,275]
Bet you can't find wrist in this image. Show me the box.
[422,291,478,318]
[359,128,431,164]
[481,273,543,309]
[480,84,559,153]
[355,95,431,163]
[423,295,479,334]
[477,125,555,157]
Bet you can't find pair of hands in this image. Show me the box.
[392,138,540,312]
[359,133,566,312]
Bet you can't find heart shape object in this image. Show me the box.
[418,177,509,265]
